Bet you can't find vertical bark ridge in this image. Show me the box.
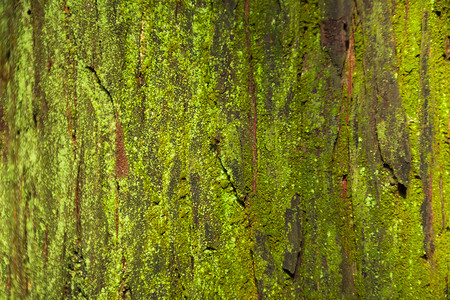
[244,0,260,298]
[245,0,258,195]
[419,8,435,261]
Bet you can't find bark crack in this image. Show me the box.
[215,147,246,208]
[85,66,115,111]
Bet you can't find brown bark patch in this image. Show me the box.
[320,17,349,72]
[0,106,5,133]
[115,112,129,178]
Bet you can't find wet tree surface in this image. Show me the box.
[1,0,450,298]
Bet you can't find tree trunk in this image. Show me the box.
[1,0,449,298]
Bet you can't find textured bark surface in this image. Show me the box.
[1,0,450,298]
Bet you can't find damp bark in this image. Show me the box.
[1,0,450,299]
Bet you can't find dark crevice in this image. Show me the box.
[32,110,38,126]
[397,183,407,198]
[383,162,394,175]
[85,66,115,111]
[249,249,262,299]
[118,269,132,299]
[283,247,303,281]
[445,276,449,298]
[293,240,304,280]
[65,247,88,299]
[216,154,245,208]
[283,267,295,279]
[210,135,245,208]
[116,181,121,193]
[382,162,408,197]
[331,128,340,160]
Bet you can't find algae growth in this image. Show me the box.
[1,0,450,298]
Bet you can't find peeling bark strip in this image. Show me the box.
[359,0,412,187]
[419,9,435,259]
[283,193,305,281]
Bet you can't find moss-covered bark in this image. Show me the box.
[1,0,450,298]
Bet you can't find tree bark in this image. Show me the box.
[1,0,449,298]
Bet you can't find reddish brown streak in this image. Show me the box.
[115,111,129,179]
[347,32,354,100]
[347,15,356,125]
[114,111,128,254]
[341,176,351,228]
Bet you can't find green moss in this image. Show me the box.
[2,0,450,298]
